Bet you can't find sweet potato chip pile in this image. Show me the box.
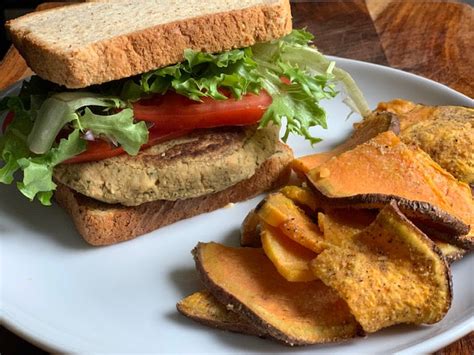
[177,106,471,346]
[306,131,474,246]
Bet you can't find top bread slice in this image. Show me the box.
[6,0,292,88]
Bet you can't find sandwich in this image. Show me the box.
[0,0,369,245]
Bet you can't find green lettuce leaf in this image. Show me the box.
[77,108,148,155]
[121,48,262,101]
[251,31,337,142]
[17,129,86,205]
[252,29,370,117]
[0,97,32,184]
[27,92,129,154]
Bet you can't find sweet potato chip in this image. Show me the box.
[279,185,320,211]
[193,242,361,345]
[256,193,327,253]
[307,131,474,246]
[177,290,264,336]
[261,224,317,282]
[291,111,399,178]
[457,230,474,250]
[311,202,452,333]
[317,209,376,247]
[318,209,467,263]
[240,208,262,247]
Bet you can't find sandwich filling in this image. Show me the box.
[0,30,369,206]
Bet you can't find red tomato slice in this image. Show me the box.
[280,76,291,85]
[63,129,190,164]
[2,112,14,133]
[132,90,272,130]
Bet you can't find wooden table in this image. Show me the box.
[0,1,473,353]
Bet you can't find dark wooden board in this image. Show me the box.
[369,0,474,98]
[291,0,388,65]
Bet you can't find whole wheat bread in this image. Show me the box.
[7,0,292,88]
[55,143,293,246]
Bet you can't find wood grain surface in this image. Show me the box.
[0,2,71,89]
[292,0,388,65]
[367,0,474,98]
[0,1,472,354]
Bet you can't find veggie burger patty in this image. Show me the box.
[54,125,281,206]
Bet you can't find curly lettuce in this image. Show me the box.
[121,47,263,101]
[253,30,370,117]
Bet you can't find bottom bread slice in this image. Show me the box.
[55,144,293,246]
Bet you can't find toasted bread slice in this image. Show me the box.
[7,0,292,88]
[54,142,293,245]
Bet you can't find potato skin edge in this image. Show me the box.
[176,296,265,337]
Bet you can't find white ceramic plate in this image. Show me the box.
[1,57,473,354]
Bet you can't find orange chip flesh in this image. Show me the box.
[177,290,264,336]
[279,185,320,211]
[307,131,473,244]
[291,111,399,177]
[311,202,452,333]
[317,209,376,248]
[240,186,320,248]
[257,193,327,253]
[261,224,317,282]
[193,242,361,345]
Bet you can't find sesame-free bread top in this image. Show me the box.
[7,0,292,88]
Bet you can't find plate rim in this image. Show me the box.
[1,56,473,353]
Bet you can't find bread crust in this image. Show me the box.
[54,143,293,245]
[7,0,292,88]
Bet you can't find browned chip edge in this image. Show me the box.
[176,294,266,337]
